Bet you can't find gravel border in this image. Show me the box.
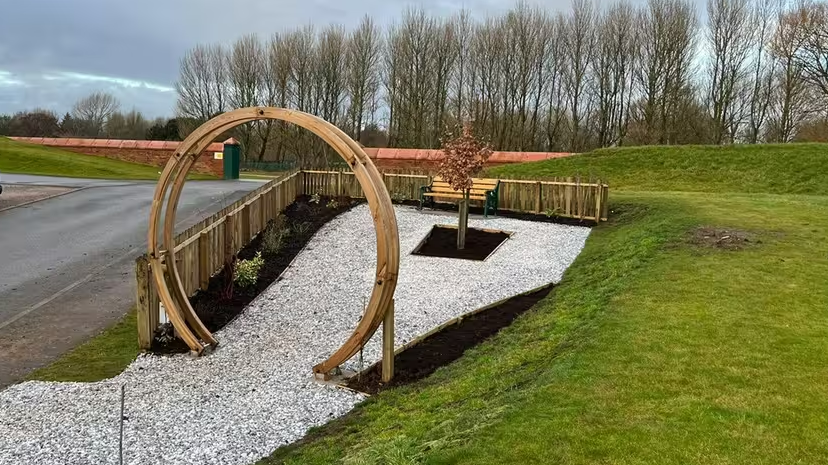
[0,205,590,465]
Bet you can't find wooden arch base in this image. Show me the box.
[148,107,400,376]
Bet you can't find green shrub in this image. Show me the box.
[263,216,290,254]
[326,199,339,209]
[234,252,264,288]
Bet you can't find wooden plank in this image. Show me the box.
[135,255,157,350]
[382,299,395,383]
[535,181,542,214]
[225,212,235,264]
[199,231,209,290]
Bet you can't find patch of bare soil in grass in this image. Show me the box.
[690,226,758,250]
[0,185,73,210]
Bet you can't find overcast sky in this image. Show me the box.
[0,0,549,118]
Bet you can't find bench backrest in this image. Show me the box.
[431,177,499,194]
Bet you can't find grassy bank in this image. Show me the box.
[488,143,828,194]
[27,309,139,382]
[266,190,828,464]
[0,137,215,180]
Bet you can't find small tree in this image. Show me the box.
[437,123,492,249]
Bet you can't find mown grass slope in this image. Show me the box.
[488,143,828,194]
[0,137,214,180]
[266,146,828,464]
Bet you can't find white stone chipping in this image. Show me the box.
[0,205,590,465]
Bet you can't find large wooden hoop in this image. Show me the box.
[148,107,399,375]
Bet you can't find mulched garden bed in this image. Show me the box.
[346,284,554,395]
[412,225,510,261]
[151,195,362,353]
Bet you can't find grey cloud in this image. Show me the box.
[0,0,559,116]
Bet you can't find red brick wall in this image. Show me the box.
[10,137,225,177]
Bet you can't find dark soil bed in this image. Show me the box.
[151,195,361,353]
[346,284,554,395]
[690,226,757,250]
[412,225,510,261]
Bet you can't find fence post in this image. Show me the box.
[241,203,251,242]
[337,171,342,197]
[382,299,395,383]
[535,181,542,214]
[225,212,235,263]
[136,255,158,350]
[198,231,210,290]
[594,182,602,224]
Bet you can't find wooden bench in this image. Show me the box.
[419,177,500,217]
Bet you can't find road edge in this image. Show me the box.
[0,186,87,213]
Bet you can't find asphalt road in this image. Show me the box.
[0,174,261,387]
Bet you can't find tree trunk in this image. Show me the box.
[457,190,469,250]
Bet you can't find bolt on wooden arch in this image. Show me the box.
[147,107,400,378]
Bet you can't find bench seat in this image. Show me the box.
[419,177,500,217]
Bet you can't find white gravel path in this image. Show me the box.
[0,205,590,465]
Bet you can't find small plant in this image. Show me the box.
[234,252,264,288]
[326,199,339,209]
[391,191,407,204]
[262,217,290,254]
[310,191,322,204]
[293,221,312,237]
[544,207,561,219]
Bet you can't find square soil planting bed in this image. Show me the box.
[412,225,511,261]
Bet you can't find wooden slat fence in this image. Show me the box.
[302,170,608,222]
[136,169,608,349]
[136,171,301,348]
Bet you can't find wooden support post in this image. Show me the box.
[594,182,602,224]
[337,170,342,197]
[535,181,542,214]
[241,203,251,242]
[198,231,209,290]
[382,299,395,383]
[135,256,159,350]
[225,212,235,263]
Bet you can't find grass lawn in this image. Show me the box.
[266,191,828,464]
[27,309,140,382]
[0,137,215,180]
[489,143,828,194]
[21,142,828,464]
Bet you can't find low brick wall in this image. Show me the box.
[10,137,225,177]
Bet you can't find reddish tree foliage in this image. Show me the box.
[437,124,493,192]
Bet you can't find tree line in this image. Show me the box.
[0,91,181,141]
[3,0,827,166]
[173,0,828,164]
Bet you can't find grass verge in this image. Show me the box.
[488,143,828,195]
[0,137,215,180]
[26,309,140,383]
[264,191,828,464]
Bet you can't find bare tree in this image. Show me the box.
[706,0,754,143]
[635,0,699,144]
[768,5,813,141]
[792,2,828,100]
[563,0,597,151]
[593,1,639,147]
[228,34,266,159]
[346,15,383,142]
[71,92,121,137]
[175,44,227,121]
[745,0,779,143]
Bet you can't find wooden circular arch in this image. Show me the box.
[148,107,399,375]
